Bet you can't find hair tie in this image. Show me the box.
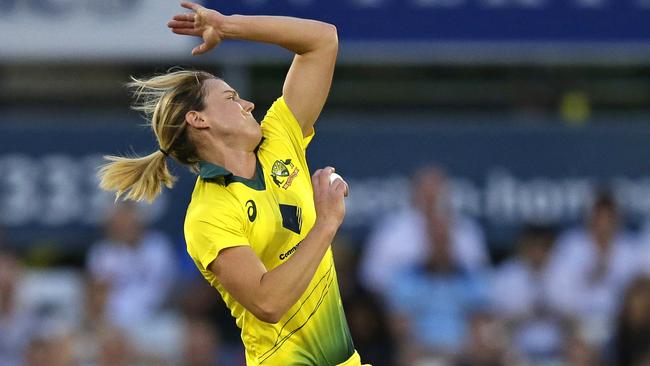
[159,148,169,157]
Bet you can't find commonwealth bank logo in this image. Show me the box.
[270,159,299,189]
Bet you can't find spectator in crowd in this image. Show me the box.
[183,318,222,366]
[0,247,36,366]
[384,201,489,366]
[74,278,112,365]
[455,311,511,366]
[24,323,75,366]
[546,190,639,347]
[345,288,396,366]
[95,326,135,366]
[634,220,650,275]
[360,165,488,295]
[563,330,603,366]
[86,202,177,332]
[611,276,650,366]
[177,272,245,365]
[491,224,568,363]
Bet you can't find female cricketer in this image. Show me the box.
[98,2,367,365]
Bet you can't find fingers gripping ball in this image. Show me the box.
[329,172,349,197]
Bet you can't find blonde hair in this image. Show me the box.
[98,69,216,202]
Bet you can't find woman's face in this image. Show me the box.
[199,78,262,150]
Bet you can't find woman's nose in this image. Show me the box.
[243,100,255,112]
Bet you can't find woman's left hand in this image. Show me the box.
[167,1,226,55]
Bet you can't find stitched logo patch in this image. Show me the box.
[270,159,299,190]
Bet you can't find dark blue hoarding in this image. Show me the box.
[2,111,650,249]
[204,0,650,42]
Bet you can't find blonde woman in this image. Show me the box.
[99,2,368,365]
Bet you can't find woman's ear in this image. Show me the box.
[185,111,209,129]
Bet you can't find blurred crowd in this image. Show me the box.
[0,202,238,366]
[1,167,650,366]
[353,166,650,366]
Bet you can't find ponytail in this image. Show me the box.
[98,68,215,202]
[99,150,176,202]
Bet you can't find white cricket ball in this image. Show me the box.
[329,172,349,197]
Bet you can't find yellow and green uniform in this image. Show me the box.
[184,97,357,366]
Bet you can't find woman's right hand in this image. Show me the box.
[167,2,226,56]
[312,167,347,229]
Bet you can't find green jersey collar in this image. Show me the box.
[198,162,231,179]
[198,160,266,191]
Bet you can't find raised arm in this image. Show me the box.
[168,2,338,137]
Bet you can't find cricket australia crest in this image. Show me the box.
[270,159,299,189]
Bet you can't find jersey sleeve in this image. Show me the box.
[185,200,249,271]
[262,96,315,156]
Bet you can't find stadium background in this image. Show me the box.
[1,1,650,365]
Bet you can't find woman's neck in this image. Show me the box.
[203,147,257,179]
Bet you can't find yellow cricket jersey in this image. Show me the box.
[184,97,356,366]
